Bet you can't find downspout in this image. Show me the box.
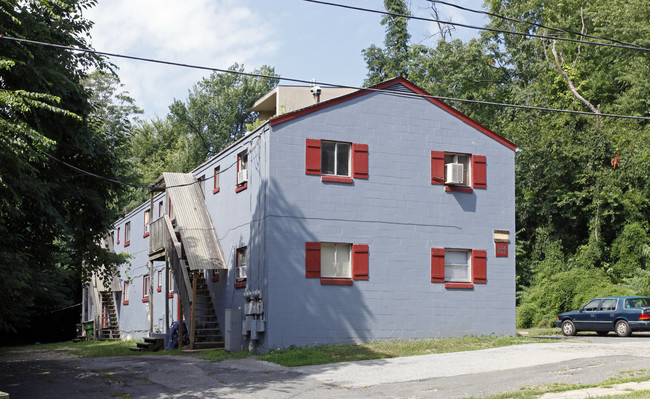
[149,191,154,335]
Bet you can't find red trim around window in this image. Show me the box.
[352,245,369,280]
[143,210,150,238]
[234,247,247,288]
[445,282,474,289]
[352,143,369,179]
[142,275,149,302]
[305,242,321,278]
[124,222,131,247]
[236,152,248,193]
[471,155,487,189]
[320,278,353,286]
[306,139,368,183]
[472,250,487,283]
[213,166,220,194]
[431,248,445,282]
[305,139,321,175]
[431,151,445,185]
[322,175,353,184]
[445,186,473,193]
[122,281,129,305]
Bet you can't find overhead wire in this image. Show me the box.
[426,0,647,49]
[302,0,650,52]
[3,19,650,192]
[2,35,648,121]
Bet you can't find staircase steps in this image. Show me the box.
[189,273,224,349]
[100,292,121,341]
[130,337,165,352]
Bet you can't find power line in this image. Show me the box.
[302,0,650,52]
[4,34,650,193]
[2,35,648,121]
[427,0,647,49]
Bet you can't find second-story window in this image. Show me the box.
[236,151,248,193]
[124,222,131,247]
[213,166,220,194]
[143,210,150,238]
[321,141,350,177]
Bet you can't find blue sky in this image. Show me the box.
[85,0,487,119]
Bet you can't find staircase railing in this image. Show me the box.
[163,215,193,329]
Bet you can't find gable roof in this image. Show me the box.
[269,77,517,152]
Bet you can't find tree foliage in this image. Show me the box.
[362,0,411,85]
[0,0,128,334]
[123,63,278,209]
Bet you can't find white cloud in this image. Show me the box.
[84,0,277,117]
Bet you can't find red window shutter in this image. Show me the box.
[431,151,445,185]
[305,139,321,175]
[305,242,321,278]
[352,244,369,280]
[352,143,369,179]
[471,155,487,189]
[431,248,445,282]
[472,250,487,283]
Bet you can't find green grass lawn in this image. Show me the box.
[259,335,559,367]
[1,332,560,367]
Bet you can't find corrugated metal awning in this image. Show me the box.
[163,173,227,270]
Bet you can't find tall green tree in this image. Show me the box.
[125,64,279,200]
[0,0,127,334]
[362,0,411,85]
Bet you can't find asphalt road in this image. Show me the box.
[2,334,650,399]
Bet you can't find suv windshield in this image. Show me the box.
[624,298,650,309]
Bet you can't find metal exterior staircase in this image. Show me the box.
[100,291,120,340]
[148,172,227,349]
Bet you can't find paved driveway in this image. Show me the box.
[2,334,650,398]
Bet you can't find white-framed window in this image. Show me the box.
[213,166,220,194]
[235,247,247,287]
[444,153,471,186]
[124,222,131,246]
[122,281,130,305]
[157,270,162,292]
[236,151,248,189]
[445,249,471,282]
[321,243,352,278]
[143,210,150,237]
[142,274,150,302]
[321,141,351,177]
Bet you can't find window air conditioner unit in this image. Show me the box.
[445,163,464,184]
[236,265,247,280]
[237,170,248,185]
